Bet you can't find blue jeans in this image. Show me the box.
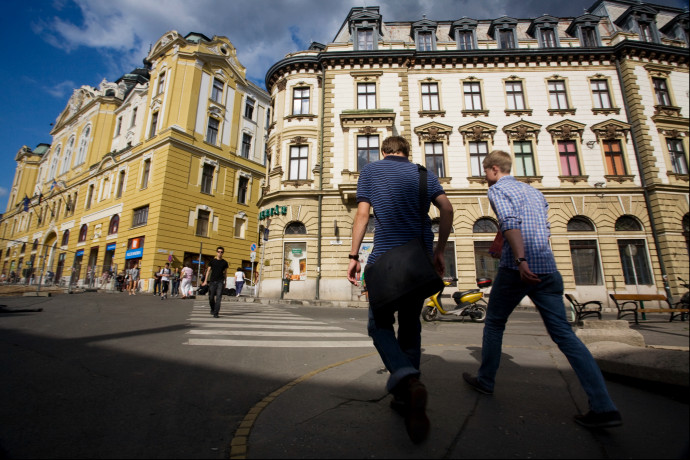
[367,298,424,393]
[235,280,244,295]
[208,281,225,315]
[477,268,617,413]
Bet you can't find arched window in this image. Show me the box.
[32,239,38,251]
[60,136,75,175]
[473,217,498,233]
[108,215,119,235]
[284,222,307,235]
[49,146,61,179]
[75,125,91,165]
[61,230,70,246]
[567,216,595,231]
[431,218,455,233]
[615,215,643,231]
[78,224,88,243]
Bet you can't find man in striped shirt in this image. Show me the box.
[347,136,454,443]
[463,150,621,429]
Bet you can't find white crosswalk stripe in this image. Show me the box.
[185,301,373,348]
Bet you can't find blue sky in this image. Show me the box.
[1,0,688,206]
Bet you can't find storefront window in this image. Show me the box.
[283,242,307,280]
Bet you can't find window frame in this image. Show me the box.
[424,142,445,178]
[569,239,604,285]
[108,214,120,235]
[292,87,310,115]
[149,112,159,138]
[667,138,689,175]
[603,139,627,176]
[75,125,90,166]
[237,176,249,205]
[141,158,151,189]
[211,78,224,103]
[548,80,570,110]
[201,163,215,194]
[420,82,440,111]
[469,141,489,177]
[157,71,166,95]
[652,77,672,106]
[241,133,252,159]
[505,80,526,111]
[60,136,75,176]
[512,141,536,176]
[244,98,255,119]
[78,224,88,243]
[463,80,484,111]
[357,135,380,171]
[590,79,613,110]
[132,205,149,228]
[196,209,210,237]
[206,117,220,145]
[289,145,309,181]
[357,82,377,110]
[558,140,581,176]
[355,28,376,51]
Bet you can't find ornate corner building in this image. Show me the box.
[1,32,269,289]
[261,1,689,303]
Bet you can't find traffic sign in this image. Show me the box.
[250,243,257,252]
[250,252,256,262]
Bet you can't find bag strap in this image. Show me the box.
[417,164,428,237]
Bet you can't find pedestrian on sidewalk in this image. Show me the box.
[202,246,228,318]
[128,263,140,296]
[347,136,453,444]
[180,263,193,299]
[153,266,162,295]
[171,267,180,297]
[463,150,621,429]
[160,263,171,300]
[234,267,245,297]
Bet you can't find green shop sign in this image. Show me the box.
[291,248,303,255]
[259,205,288,220]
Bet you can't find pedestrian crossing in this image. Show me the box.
[184,302,374,348]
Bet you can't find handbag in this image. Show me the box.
[363,165,443,311]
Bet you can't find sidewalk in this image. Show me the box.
[235,305,689,459]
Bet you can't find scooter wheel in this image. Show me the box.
[471,305,487,323]
[421,306,438,322]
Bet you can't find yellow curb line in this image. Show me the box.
[229,351,377,459]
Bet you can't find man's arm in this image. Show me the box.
[503,228,541,284]
[432,194,453,276]
[347,201,370,286]
[202,266,211,285]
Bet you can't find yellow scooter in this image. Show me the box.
[421,278,492,322]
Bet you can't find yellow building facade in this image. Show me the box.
[1,31,269,290]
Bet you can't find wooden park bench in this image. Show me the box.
[609,293,689,324]
[564,294,602,323]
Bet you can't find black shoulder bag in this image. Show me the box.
[363,164,444,312]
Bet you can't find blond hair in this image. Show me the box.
[483,150,512,173]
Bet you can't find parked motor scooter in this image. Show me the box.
[421,278,492,322]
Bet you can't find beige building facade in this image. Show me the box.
[260,1,689,304]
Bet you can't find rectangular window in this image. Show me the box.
[421,82,439,111]
[603,140,626,175]
[548,80,569,109]
[558,140,581,176]
[284,241,307,280]
[652,78,671,106]
[237,176,249,204]
[141,159,151,189]
[149,112,159,138]
[541,28,557,47]
[289,145,309,180]
[206,117,219,145]
[244,98,255,119]
[639,22,654,42]
[201,164,214,194]
[211,78,223,103]
[505,81,525,110]
[357,83,376,109]
[581,27,598,47]
[667,139,689,174]
[86,184,94,209]
[513,141,535,176]
[618,239,653,285]
[469,141,489,177]
[457,31,474,50]
[196,210,210,237]
[417,32,433,51]
[241,133,252,159]
[570,240,603,285]
[498,29,515,49]
[424,142,445,178]
[132,205,149,227]
[474,241,499,281]
[116,170,125,198]
[115,117,122,136]
[157,72,166,94]
[591,79,612,109]
[433,241,457,281]
[357,135,379,171]
[357,29,374,50]
[234,218,247,239]
[463,81,483,110]
[292,87,310,115]
[130,107,137,127]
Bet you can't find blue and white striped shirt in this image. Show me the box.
[357,156,445,266]
[488,175,557,274]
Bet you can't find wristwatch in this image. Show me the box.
[515,257,527,266]
[348,254,359,261]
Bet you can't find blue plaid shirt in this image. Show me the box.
[488,175,557,274]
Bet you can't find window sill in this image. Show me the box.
[592,107,621,116]
[418,110,446,118]
[515,176,543,185]
[604,174,635,184]
[505,109,532,116]
[666,171,689,183]
[200,190,214,196]
[462,109,489,117]
[131,223,148,229]
[286,114,318,121]
[467,176,488,185]
[548,108,576,116]
[558,175,589,184]
[653,105,682,117]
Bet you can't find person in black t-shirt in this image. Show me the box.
[202,246,229,318]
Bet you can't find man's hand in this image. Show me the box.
[433,249,445,277]
[518,262,541,285]
[347,259,361,286]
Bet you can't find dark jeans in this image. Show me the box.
[477,267,617,413]
[172,280,179,296]
[208,281,225,315]
[153,279,161,294]
[367,297,424,393]
[161,280,169,295]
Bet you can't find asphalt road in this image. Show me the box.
[0,292,687,458]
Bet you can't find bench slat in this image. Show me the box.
[611,294,667,301]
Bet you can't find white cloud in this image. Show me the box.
[0,187,8,198]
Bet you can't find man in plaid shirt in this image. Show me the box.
[463,150,622,429]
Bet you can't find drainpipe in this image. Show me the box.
[614,59,672,302]
[315,60,326,300]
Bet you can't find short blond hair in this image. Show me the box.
[483,150,512,173]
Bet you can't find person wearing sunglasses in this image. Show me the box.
[202,246,229,318]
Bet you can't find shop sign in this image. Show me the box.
[75,249,84,257]
[291,248,303,255]
[259,205,288,220]
[106,243,116,251]
[125,248,143,260]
